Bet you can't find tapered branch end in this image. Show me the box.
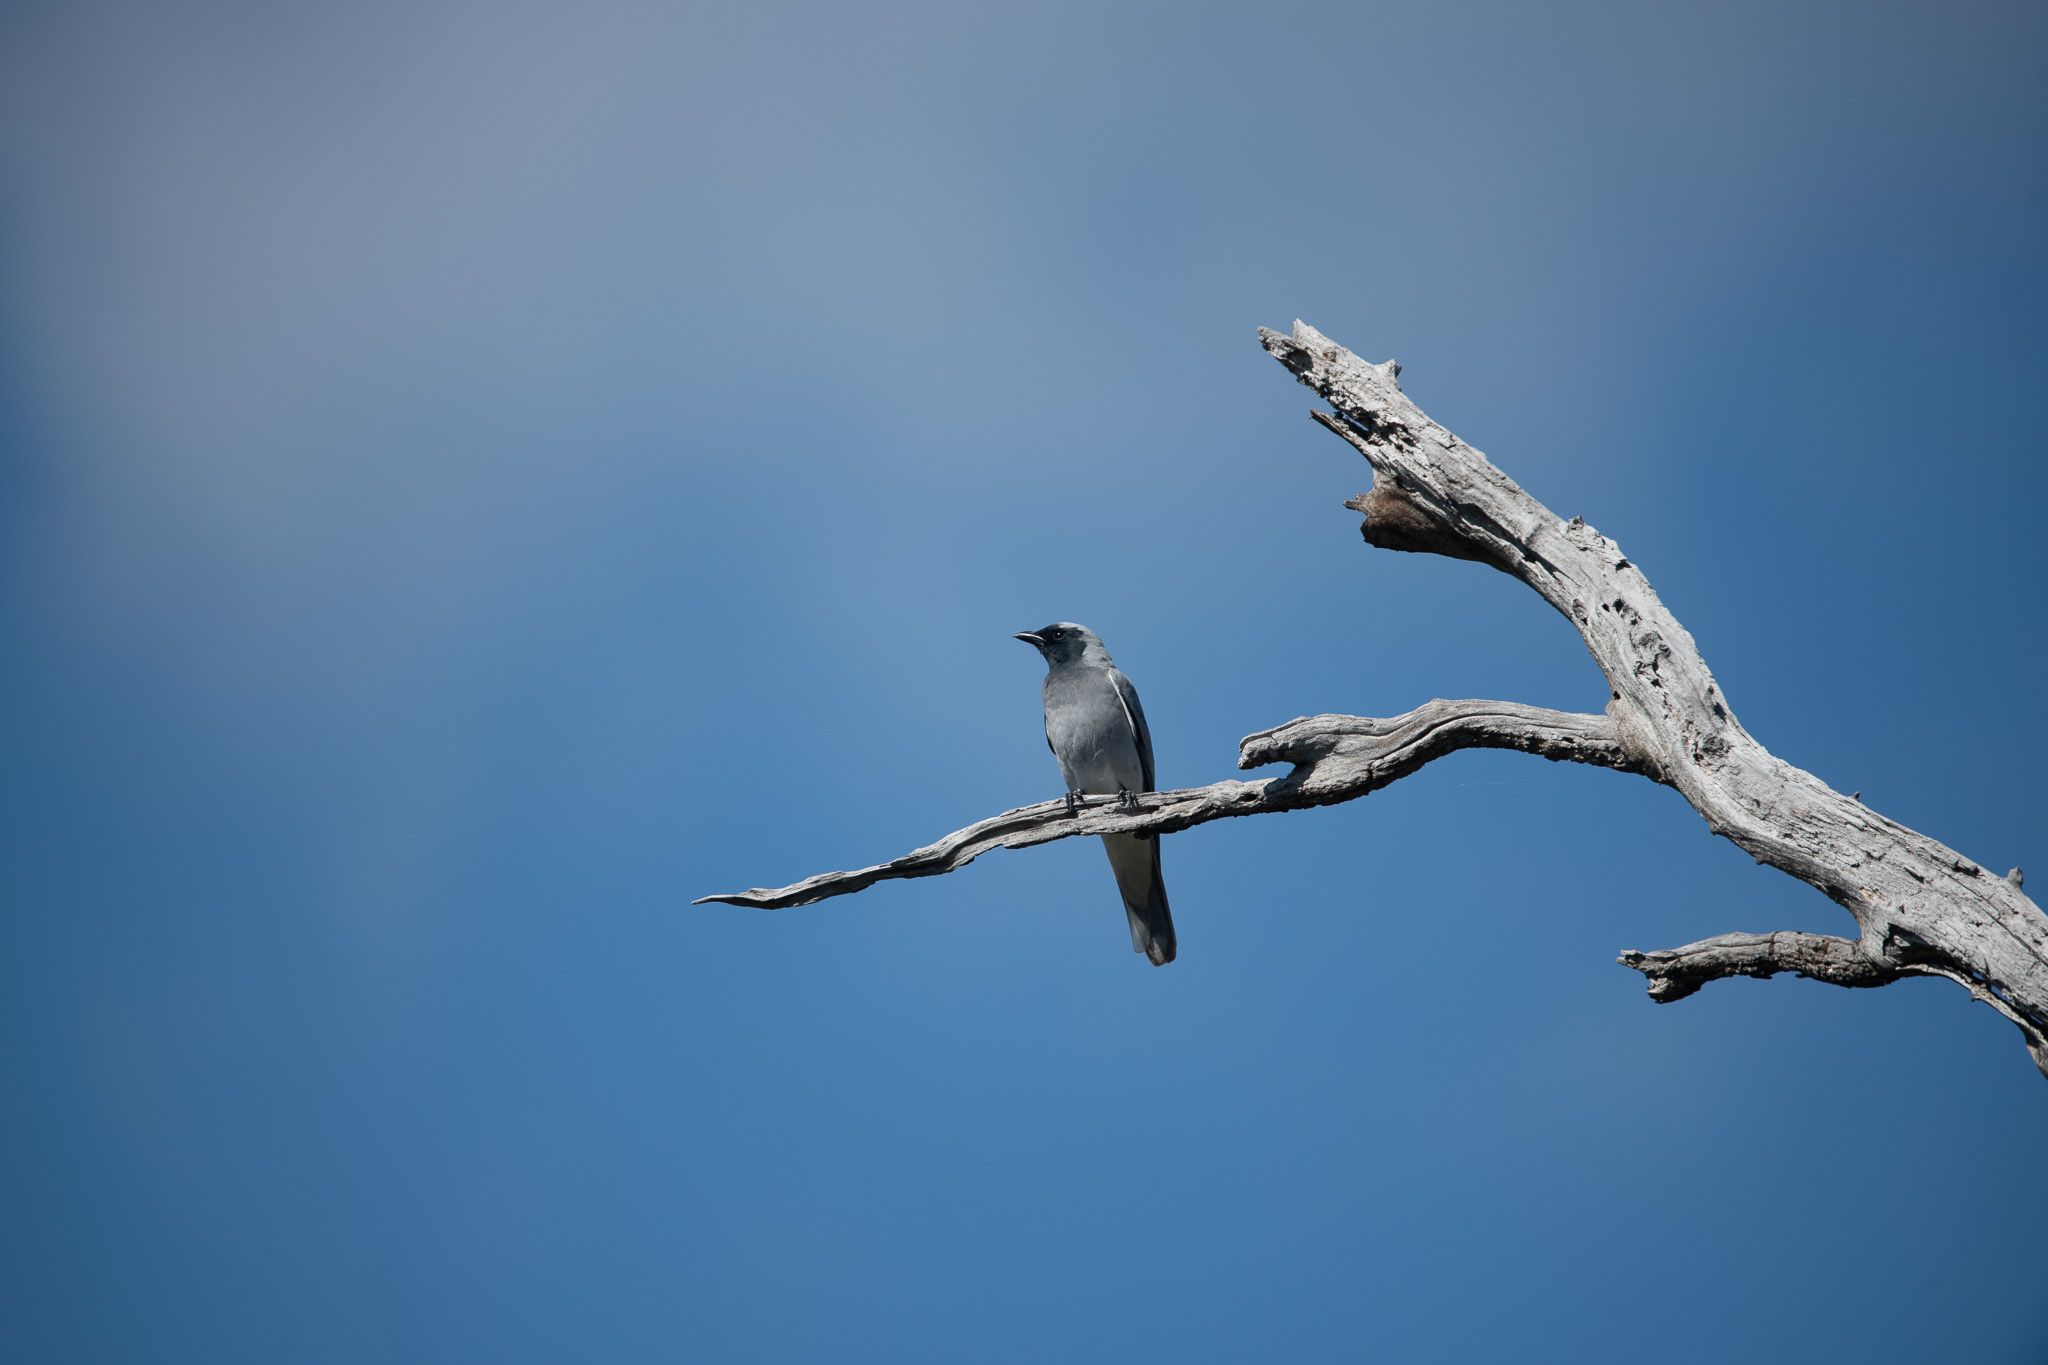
[694,890,791,909]
[1616,948,1708,1002]
[1260,322,1401,389]
[1620,931,1896,1006]
[1258,324,1318,377]
[1238,716,1344,769]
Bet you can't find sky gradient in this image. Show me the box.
[3,2,2045,1360]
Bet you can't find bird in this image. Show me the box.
[1014,622,1176,966]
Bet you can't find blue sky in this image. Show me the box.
[3,1,2045,1360]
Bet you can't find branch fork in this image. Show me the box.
[701,321,2048,1078]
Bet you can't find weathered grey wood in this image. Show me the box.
[1619,933,1897,1001]
[696,701,1641,908]
[1262,321,2047,1075]
[701,321,2048,1079]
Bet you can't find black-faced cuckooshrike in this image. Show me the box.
[1014,623,1175,966]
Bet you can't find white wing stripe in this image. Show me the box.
[1111,676,1140,751]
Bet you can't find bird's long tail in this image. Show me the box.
[1101,832,1175,966]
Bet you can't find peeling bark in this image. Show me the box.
[700,322,2048,1079]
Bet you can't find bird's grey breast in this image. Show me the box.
[1043,666,1144,794]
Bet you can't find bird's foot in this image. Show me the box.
[1115,787,1141,812]
[1064,790,1084,816]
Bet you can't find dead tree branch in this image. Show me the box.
[701,321,2048,1078]
[1262,321,2047,1075]
[1618,933,1898,1002]
[696,701,1641,908]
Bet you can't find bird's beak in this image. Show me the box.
[1013,632,1045,648]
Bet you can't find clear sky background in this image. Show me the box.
[3,2,2045,1361]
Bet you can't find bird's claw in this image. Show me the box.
[1064,790,1084,816]
[1116,787,1141,812]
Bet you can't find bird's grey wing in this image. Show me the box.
[1107,668,1155,792]
[1040,676,1058,757]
